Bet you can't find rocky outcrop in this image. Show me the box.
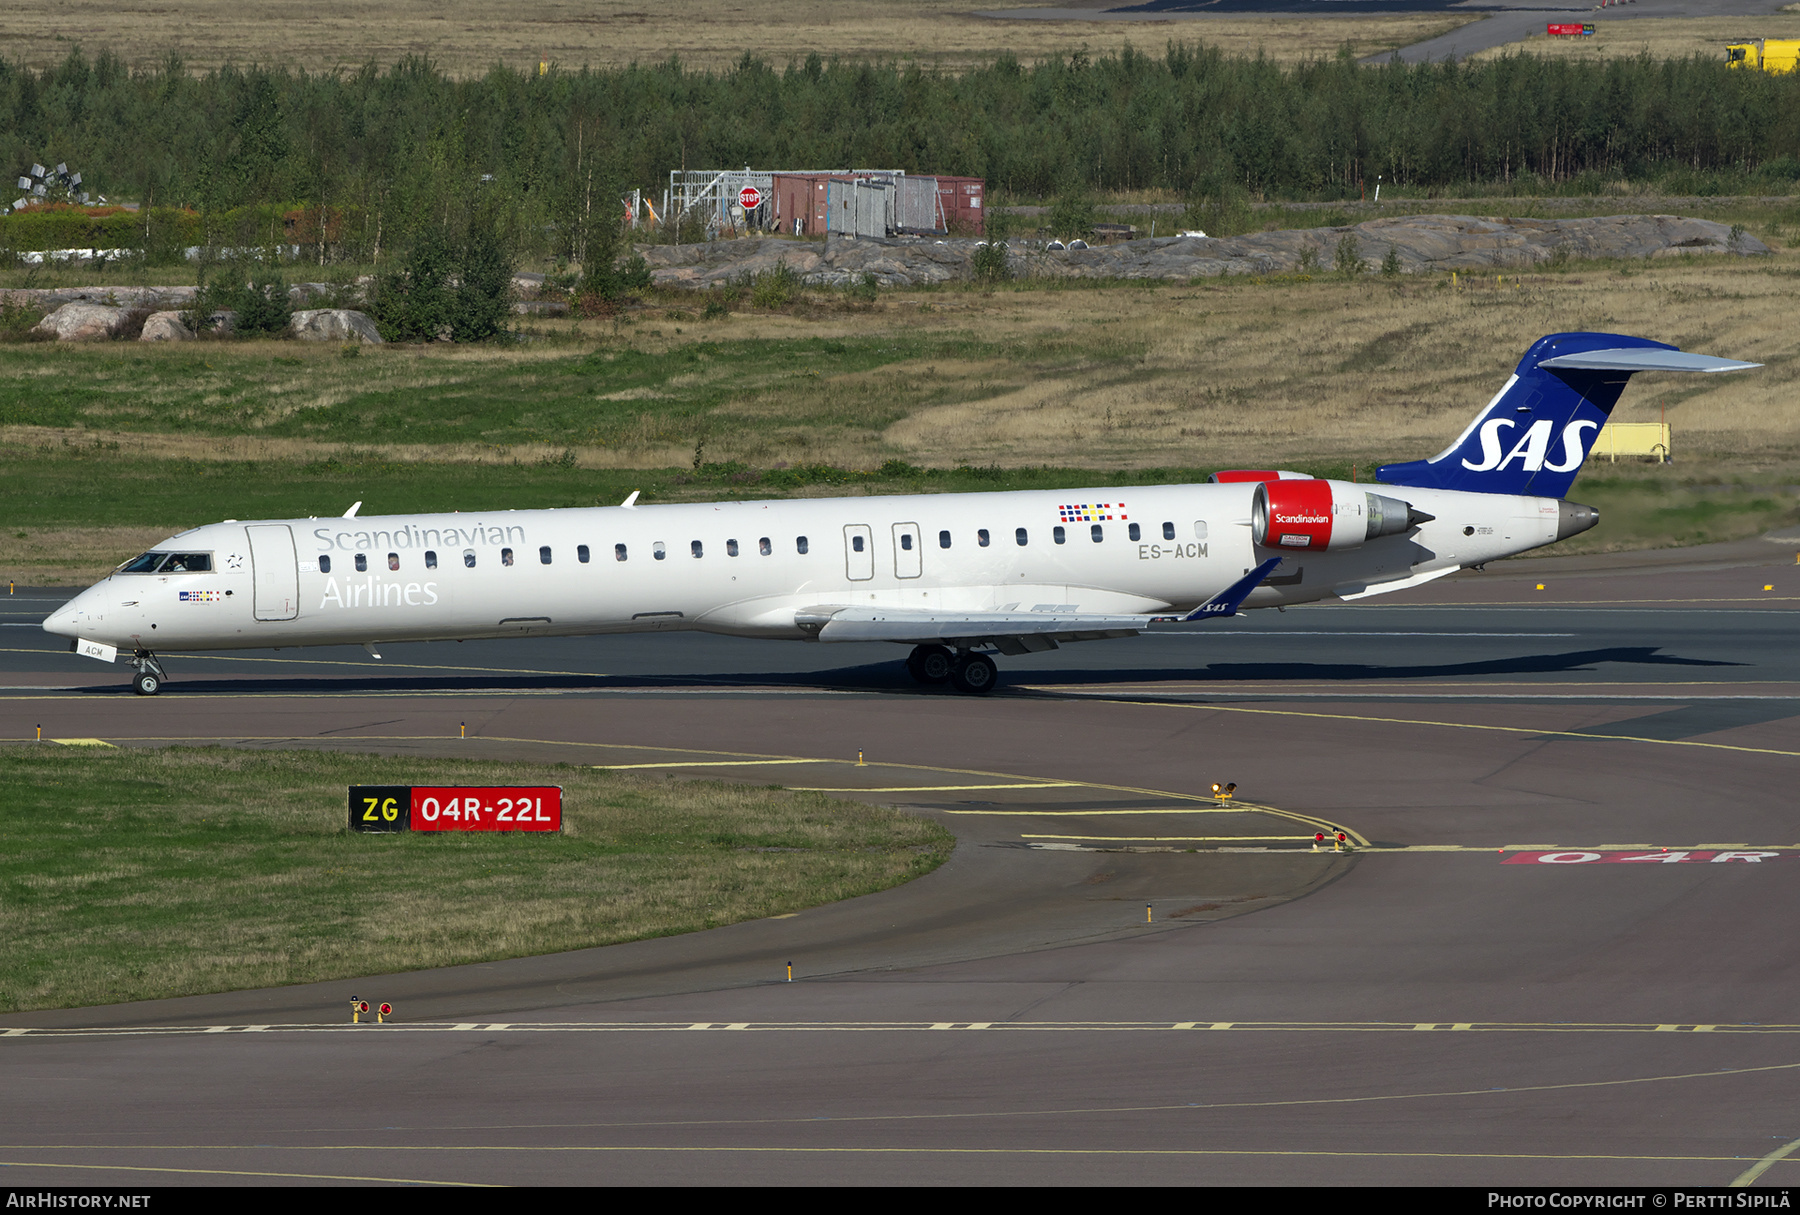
[137,311,194,342]
[31,302,128,341]
[288,308,383,343]
[638,214,1770,289]
[4,285,198,313]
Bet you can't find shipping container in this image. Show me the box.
[935,176,985,235]
[771,173,839,236]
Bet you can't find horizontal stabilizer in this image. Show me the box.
[1537,348,1761,374]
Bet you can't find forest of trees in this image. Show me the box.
[1,44,1797,262]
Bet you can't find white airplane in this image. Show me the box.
[43,333,1757,696]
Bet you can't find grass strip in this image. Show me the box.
[0,745,952,1013]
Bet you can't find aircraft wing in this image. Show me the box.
[798,559,1283,652]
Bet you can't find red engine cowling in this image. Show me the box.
[1209,469,1313,484]
[1252,480,1428,551]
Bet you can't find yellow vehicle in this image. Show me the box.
[1727,39,1800,72]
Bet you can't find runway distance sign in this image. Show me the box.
[349,785,563,833]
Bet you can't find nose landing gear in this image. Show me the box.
[129,650,167,696]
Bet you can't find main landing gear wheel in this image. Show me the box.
[950,652,998,696]
[906,644,955,685]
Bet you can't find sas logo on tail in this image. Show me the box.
[1461,418,1598,473]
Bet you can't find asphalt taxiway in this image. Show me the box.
[2,536,1798,1185]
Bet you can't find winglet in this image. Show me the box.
[343,501,361,519]
[621,490,640,509]
[1183,557,1282,620]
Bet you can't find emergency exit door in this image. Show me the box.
[843,524,874,580]
[892,522,921,578]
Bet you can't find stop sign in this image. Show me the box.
[738,186,762,210]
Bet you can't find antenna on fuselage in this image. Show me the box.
[343,501,362,518]
[620,491,640,509]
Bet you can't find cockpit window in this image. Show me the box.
[119,551,212,573]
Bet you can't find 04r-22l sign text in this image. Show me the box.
[348,785,563,833]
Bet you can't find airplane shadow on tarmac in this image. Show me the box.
[73,645,1740,698]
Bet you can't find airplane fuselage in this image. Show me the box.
[45,481,1570,655]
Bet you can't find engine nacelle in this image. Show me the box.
[1252,479,1430,551]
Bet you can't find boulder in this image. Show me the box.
[138,311,194,342]
[32,302,127,341]
[289,309,383,344]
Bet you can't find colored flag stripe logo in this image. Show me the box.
[1057,502,1127,522]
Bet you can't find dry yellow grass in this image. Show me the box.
[0,0,1475,74]
[1474,14,1800,63]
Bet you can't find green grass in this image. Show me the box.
[1557,473,1800,554]
[0,329,1134,452]
[0,745,952,1013]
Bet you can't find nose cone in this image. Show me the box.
[42,586,97,638]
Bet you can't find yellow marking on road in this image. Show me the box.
[943,808,1248,817]
[1733,1136,1800,1187]
[1022,834,1320,843]
[0,1144,1785,1166]
[0,1159,486,1185]
[50,738,113,747]
[596,759,831,769]
[1083,699,1800,761]
[790,783,1080,793]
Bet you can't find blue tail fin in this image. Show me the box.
[1377,333,1757,499]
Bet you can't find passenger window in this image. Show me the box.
[1128,523,1141,541]
[939,530,951,549]
[424,551,437,569]
[1163,522,1175,541]
[1016,528,1028,546]
[852,535,865,552]
[726,539,738,557]
[388,552,400,571]
[355,553,368,572]
[540,545,552,565]
[501,547,515,566]
[978,529,990,547]
[691,540,703,558]
[577,545,590,564]
[1194,521,1209,540]
[318,555,331,574]
[653,542,666,561]
[615,543,627,562]
[1091,524,1103,543]
[1053,526,1066,545]
[900,533,913,551]
[759,537,772,556]
[796,536,809,555]
[464,549,477,568]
